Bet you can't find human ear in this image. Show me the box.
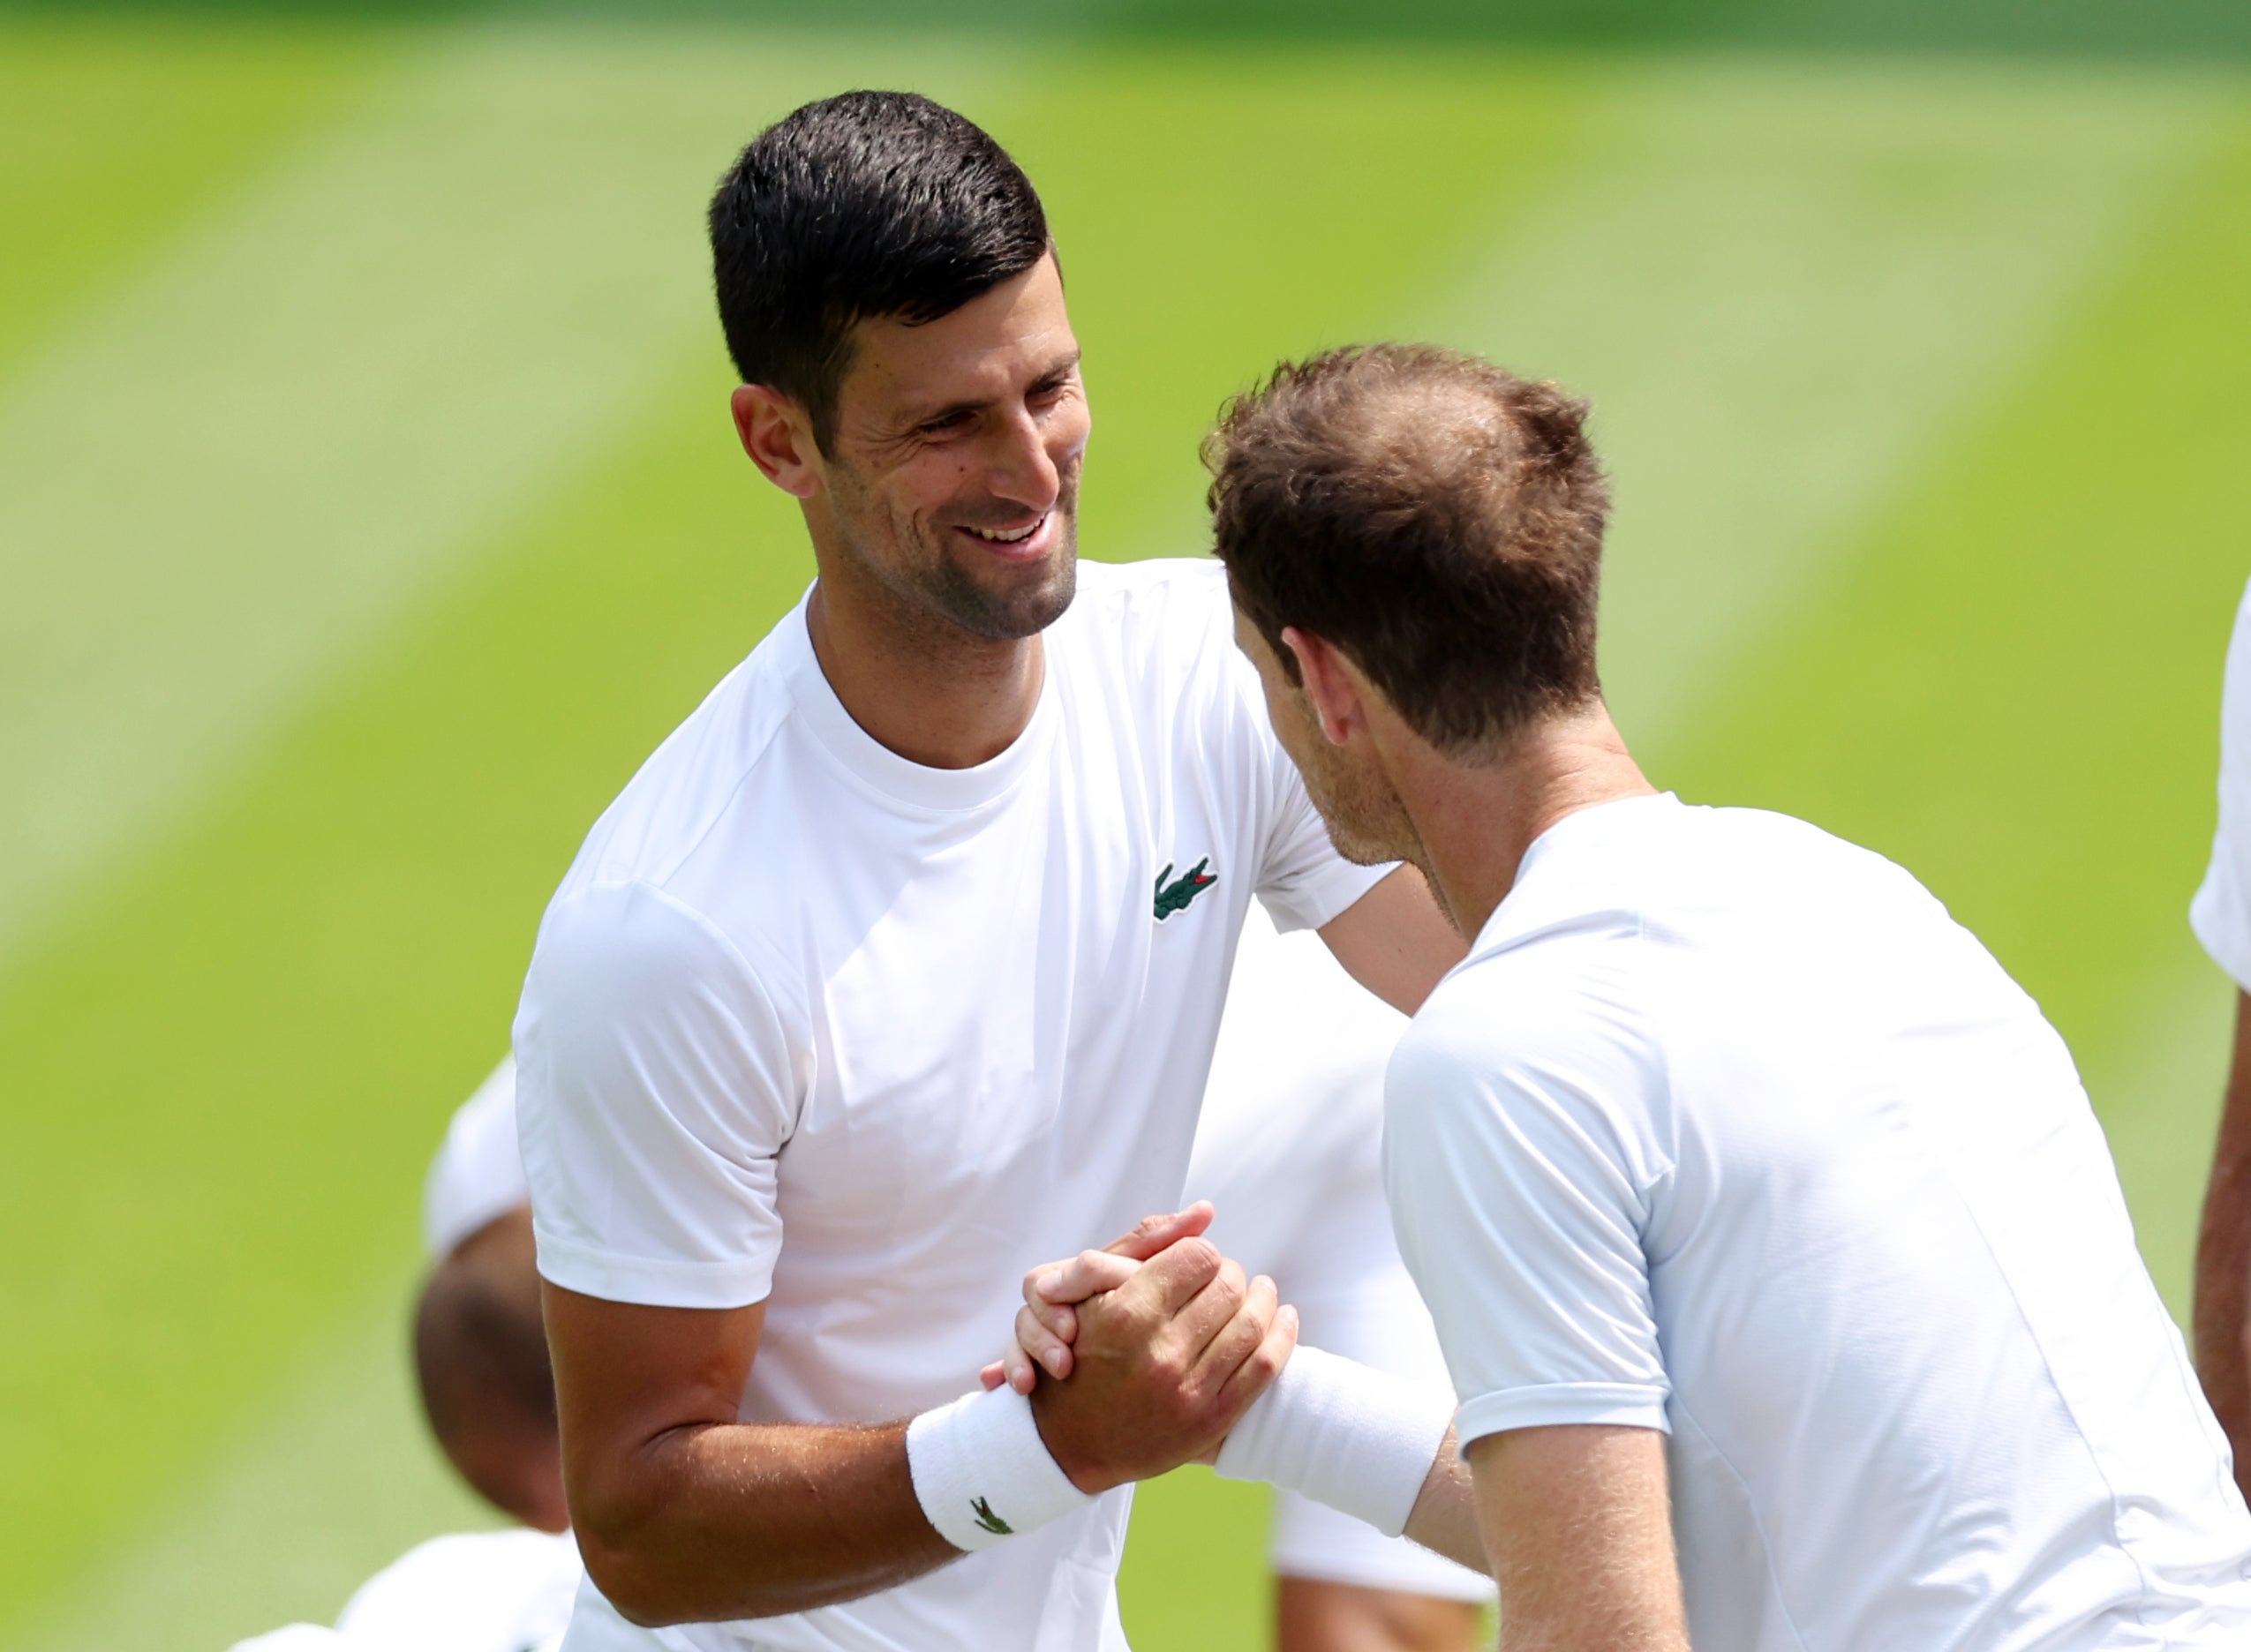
[730,384,823,499]
[1279,627,1362,748]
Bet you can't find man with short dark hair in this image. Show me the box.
[1208,342,2251,1648]
[515,94,1472,1652]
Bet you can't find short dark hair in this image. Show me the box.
[708,91,1050,454]
[1208,344,1611,755]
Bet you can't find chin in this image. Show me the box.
[1300,762,1413,868]
[941,542,1078,641]
[1324,825,1401,867]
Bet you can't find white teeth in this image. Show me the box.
[966,517,1043,544]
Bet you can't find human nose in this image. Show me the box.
[984,402,1076,511]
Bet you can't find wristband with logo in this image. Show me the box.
[906,1384,1096,1553]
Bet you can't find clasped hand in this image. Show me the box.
[981,1202,1298,1494]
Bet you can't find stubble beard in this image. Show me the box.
[1279,694,1419,869]
[832,459,1081,646]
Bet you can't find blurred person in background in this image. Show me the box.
[415,1075,568,1539]
[221,1066,591,1652]
[2191,574,2251,1505]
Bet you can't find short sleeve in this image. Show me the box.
[422,1056,530,1258]
[2193,576,2251,991]
[1382,970,1672,1446]
[513,879,802,1310]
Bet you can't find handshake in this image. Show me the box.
[983,1200,1299,1491]
[904,1202,1482,1572]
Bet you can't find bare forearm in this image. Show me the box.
[1320,865,1466,1015]
[574,1419,956,1626]
[2195,992,2251,1502]
[1402,1426,1490,1575]
[1470,1426,1689,1652]
[2195,1158,2251,1453]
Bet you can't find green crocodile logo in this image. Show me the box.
[971,1496,1013,1536]
[1154,858,1217,921]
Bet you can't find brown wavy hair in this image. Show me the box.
[1207,344,1611,755]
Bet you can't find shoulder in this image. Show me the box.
[1388,923,1665,1158]
[556,625,802,900]
[1385,948,1672,1216]
[1505,796,1932,941]
[528,876,772,1023]
[1072,552,1228,610]
[1055,556,1237,673]
[1048,559,1272,770]
[1687,804,1952,934]
[1401,931,1645,1085]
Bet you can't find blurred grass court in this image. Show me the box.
[4,0,2250,1645]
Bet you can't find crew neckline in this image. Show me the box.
[1470,790,1683,956]
[776,591,1059,813]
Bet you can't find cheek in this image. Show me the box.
[1271,692,1333,783]
[874,455,970,537]
[1256,678,1304,754]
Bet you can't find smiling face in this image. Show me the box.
[814,252,1088,642]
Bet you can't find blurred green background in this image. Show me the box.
[3,2,2248,1646]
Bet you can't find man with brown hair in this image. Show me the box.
[1204,343,2251,1648]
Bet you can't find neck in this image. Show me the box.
[1389,702,1655,941]
[803,555,1044,771]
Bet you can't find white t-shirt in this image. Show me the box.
[515,559,1385,1652]
[1387,792,2251,1650]
[2192,576,2251,989]
[228,1528,582,1652]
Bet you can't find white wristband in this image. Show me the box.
[1213,1344,1456,1537]
[906,1385,1095,1552]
